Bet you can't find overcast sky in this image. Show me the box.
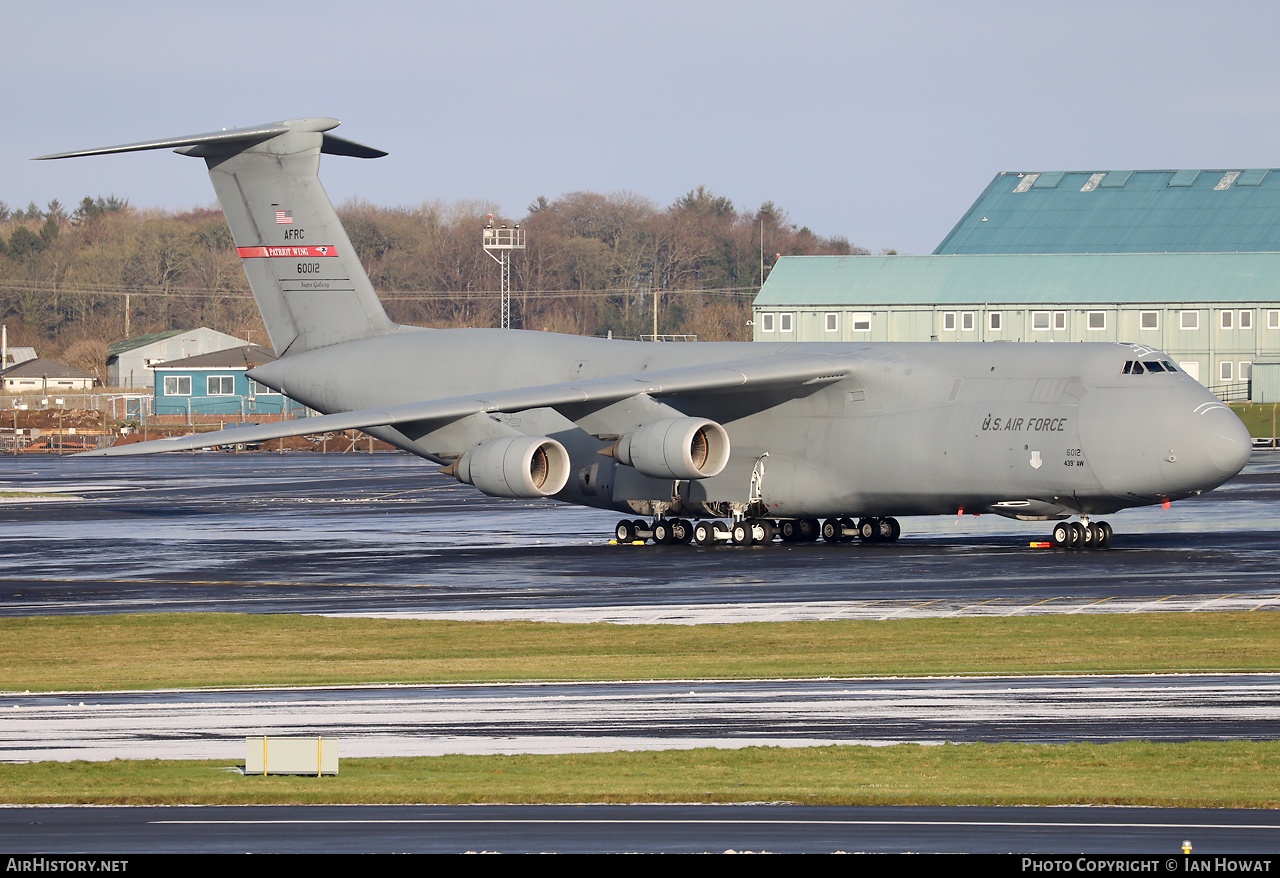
[6,0,1280,255]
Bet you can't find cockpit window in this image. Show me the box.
[1122,359,1178,375]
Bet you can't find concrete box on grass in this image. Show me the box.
[245,736,339,775]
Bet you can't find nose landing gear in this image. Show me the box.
[1050,519,1113,549]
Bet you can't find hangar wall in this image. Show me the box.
[754,168,1280,392]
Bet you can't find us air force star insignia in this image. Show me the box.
[1030,450,1043,470]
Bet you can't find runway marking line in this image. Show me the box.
[1004,597,1062,616]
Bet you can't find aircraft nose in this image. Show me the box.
[1164,404,1252,493]
[1207,410,1253,477]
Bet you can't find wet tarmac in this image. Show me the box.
[4,673,1278,761]
[0,452,1277,618]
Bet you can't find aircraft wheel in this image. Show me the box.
[1096,521,1113,549]
[821,519,842,543]
[800,519,819,542]
[1080,522,1096,547]
[883,517,902,542]
[859,517,881,542]
[731,521,755,546]
[651,520,672,544]
[615,519,637,542]
[671,519,693,544]
[1051,522,1071,548]
[1083,522,1101,548]
[750,519,774,544]
[780,520,800,542]
[694,521,717,546]
[1068,521,1085,548]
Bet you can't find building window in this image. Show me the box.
[1221,310,1234,330]
[989,312,1002,331]
[943,312,956,331]
[1240,310,1253,330]
[760,313,775,332]
[249,379,277,396]
[163,375,191,396]
[1240,361,1253,381]
[961,312,975,331]
[1054,311,1067,331]
[825,312,839,332]
[1269,310,1280,330]
[1087,311,1106,331]
[851,312,871,332]
[207,375,235,395]
[1140,311,1159,330]
[1032,311,1051,331]
[779,313,793,332]
[1181,310,1199,331]
[1220,361,1233,382]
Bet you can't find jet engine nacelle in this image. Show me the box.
[451,435,571,499]
[609,417,730,480]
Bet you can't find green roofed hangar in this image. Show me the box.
[753,169,1280,397]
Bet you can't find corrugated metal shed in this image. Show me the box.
[935,169,1280,254]
[756,253,1280,307]
[1253,355,1280,404]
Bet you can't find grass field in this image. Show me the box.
[2,612,1279,691]
[1,742,1276,808]
[1231,402,1280,438]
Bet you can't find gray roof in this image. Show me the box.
[3,347,37,367]
[152,345,279,370]
[0,358,95,380]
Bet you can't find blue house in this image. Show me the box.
[151,345,305,417]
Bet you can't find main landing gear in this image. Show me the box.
[614,516,903,547]
[1049,519,1113,550]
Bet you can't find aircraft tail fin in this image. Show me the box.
[36,118,398,356]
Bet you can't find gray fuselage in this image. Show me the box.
[249,329,1253,522]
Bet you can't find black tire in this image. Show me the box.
[1068,521,1084,547]
[652,520,673,544]
[671,519,692,544]
[731,521,755,546]
[884,517,901,542]
[800,519,819,541]
[859,518,880,542]
[694,521,717,546]
[821,519,842,543]
[614,520,636,542]
[1097,521,1113,549]
[1051,522,1070,547]
[780,520,799,542]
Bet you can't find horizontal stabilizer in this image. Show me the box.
[33,118,386,161]
[78,353,853,458]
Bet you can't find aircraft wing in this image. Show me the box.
[78,353,852,458]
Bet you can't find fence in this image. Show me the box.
[1208,381,1252,402]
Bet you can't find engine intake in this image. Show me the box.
[607,417,730,480]
[449,435,571,499]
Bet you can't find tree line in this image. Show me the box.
[0,189,865,382]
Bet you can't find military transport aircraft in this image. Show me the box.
[39,118,1253,548]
